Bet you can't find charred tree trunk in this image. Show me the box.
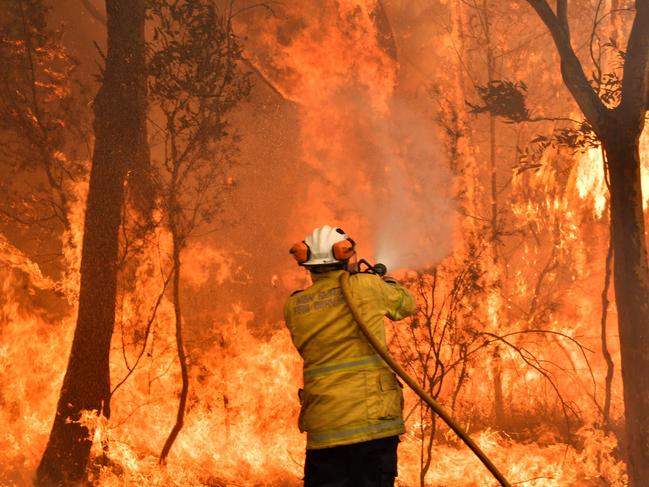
[603,123,649,483]
[36,1,147,484]
[159,230,190,464]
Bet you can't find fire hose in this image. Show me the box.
[339,271,512,487]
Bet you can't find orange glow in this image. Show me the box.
[2,1,645,486]
[573,148,608,218]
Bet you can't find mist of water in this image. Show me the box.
[294,85,456,273]
[367,98,455,272]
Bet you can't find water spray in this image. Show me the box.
[339,270,512,487]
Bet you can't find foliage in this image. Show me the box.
[0,0,89,264]
[517,121,599,174]
[145,0,251,462]
[390,236,491,483]
[147,0,252,242]
[467,79,530,123]
[591,36,625,108]
[596,71,623,107]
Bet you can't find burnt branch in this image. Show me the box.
[80,0,107,26]
[600,229,615,430]
[111,269,173,396]
[481,331,581,427]
[524,0,607,133]
[618,0,649,122]
[240,55,293,101]
[589,0,605,89]
[557,0,569,36]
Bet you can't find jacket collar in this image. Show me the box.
[310,269,346,282]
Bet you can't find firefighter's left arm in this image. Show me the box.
[380,277,416,320]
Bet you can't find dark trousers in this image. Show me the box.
[304,436,399,487]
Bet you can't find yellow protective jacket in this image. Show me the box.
[284,269,416,449]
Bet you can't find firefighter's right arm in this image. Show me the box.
[380,277,416,321]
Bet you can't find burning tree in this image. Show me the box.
[388,1,631,482]
[0,0,89,283]
[146,0,251,462]
[36,0,149,483]
[390,242,490,486]
[520,1,649,485]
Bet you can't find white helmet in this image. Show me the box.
[290,225,356,266]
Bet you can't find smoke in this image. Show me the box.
[297,86,456,272]
[364,97,455,271]
[284,31,455,270]
[234,1,456,273]
[186,0,461,321]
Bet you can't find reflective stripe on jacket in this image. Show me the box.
[284,269,416,449]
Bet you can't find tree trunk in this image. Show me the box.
[159,232,190,463]
[482,0,507,430]
[36,1,147,484]
[603,122,649,486]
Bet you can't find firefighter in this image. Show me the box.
[285,225,416,487]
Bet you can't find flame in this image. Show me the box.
[238,0,455,271]
[573,148,608,218]
[642,130,649,209]
[0,268,74,485]
[572,128,649,217]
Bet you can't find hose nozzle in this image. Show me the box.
[355,259,387,276]
[373,263,387,277]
